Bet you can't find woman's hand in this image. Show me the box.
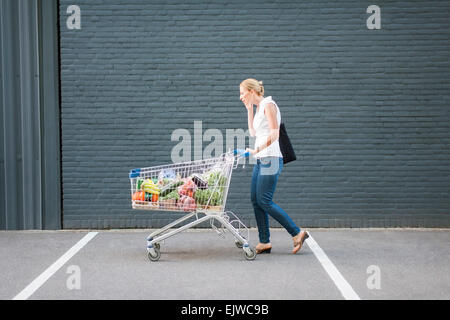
[240,87,256,136]
[240,89,253,111]
[243,101,253,111]
[245,147,258,155]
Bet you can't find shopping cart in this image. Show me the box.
[129,149,256,261]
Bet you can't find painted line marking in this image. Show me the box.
[306,233,361,300]
[12,231,98,300]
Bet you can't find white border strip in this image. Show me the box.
[306,233,361,300]
[12,232,98,300]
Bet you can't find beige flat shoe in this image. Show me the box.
[292,231,309,254]
[255,243,272,254]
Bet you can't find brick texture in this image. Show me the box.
[59,0,450,228]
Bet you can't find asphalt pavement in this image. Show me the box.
[0,228,448,300]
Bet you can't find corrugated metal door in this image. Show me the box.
[0,0,61,230]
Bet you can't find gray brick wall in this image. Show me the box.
[59,0,450,228]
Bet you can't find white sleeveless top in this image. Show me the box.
[253,96,283,159]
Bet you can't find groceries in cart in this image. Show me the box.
[129,151,256,261]
[131,167,228,212]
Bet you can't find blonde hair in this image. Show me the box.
[240,78,265,96]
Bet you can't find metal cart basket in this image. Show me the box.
[129,150,256,261]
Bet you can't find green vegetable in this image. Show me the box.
[160,190,179,201]
[159,180,184,197]
[136,178,144,190]
[204,171,227,187]
[194,189,223,206]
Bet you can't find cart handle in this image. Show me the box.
[232,149,250,169]
[233,149,250,158]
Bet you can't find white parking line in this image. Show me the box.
[12,232,98,300]
[306,233,361,300]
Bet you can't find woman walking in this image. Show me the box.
[239,78,309,254]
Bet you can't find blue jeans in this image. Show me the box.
[251,157,300,244]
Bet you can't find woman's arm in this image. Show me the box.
[246,104,256,137]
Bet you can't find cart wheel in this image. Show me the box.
[148,247,161,262]
[244,247,256,261]
[235,240,243,248]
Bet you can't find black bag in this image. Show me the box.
[279,122,297,164]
